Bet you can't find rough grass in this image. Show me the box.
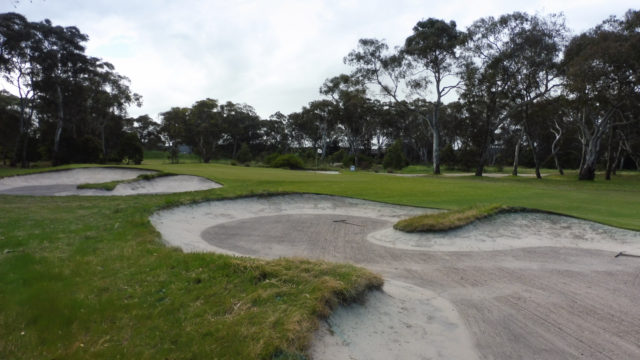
[1,163,639,359]
[0,192,381,359]
[394,204,518,232]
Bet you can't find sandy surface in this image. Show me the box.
[150,194,640,359]
[0,168,221,196]
[384,172,550,178]
[306,170,340,175]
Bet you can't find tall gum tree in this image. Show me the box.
[461,12,565,177]
[564,10,640,180]
[404,18,463,175]
[345,18,463,175]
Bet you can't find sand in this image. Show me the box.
[0,168,221,196]
[150,194,640,359]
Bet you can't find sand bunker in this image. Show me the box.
[150,194,640,359]
[369,212,640,253]
[0,167,221,196]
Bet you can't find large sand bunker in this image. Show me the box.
[0,167,221,196]
[151,194,640,359]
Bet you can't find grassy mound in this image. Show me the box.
[394,204,519,232]
[77,171,176,191]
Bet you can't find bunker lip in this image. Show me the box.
[150,194,640,359]
[0,167,221,196]
[151,194,640,254]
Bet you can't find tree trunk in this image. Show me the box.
[512,128,523,176]
[553,155,564,176]
[579,138,602,180]
[525,130,542,179]
[432,99,441,175]
[550,121,564,175]
[20,133,29,168]
[232,139,238,159]
[101,122,107,162]
[578,134,586,172]
[605,125,614,180]
[612,141,623,176]
[53,85,65,166]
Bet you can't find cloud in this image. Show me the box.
[4,0,637,119]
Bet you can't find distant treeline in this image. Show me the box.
[1,10,639,180]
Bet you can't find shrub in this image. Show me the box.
[236,143,252,163]
[271,154,305,169]
[76,135,103,163]
[342,153,375,170]
[329,149,347,164]
[118,132,144,165]
[264,152,281,166]
[383,140,407,170]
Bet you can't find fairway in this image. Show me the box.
[1,163,640,359]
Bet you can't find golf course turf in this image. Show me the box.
[1,162,639,359]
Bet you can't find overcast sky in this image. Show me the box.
[3,0,637,120]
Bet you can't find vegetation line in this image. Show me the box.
[394,204,538,232]
[76,171,176,191]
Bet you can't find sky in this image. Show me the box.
[2,0,637,120]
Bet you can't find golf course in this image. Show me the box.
[1,162,639,359]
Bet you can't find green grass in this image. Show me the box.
[1,163,639,359]
[394,204,518,232]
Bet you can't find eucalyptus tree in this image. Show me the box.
[126,115,162,150]
[84,61,140,161]
[345,18,463,174]
[219,101,261,159]
[320,74,372,167]
[461,12,565,176]
[304,99,337,159]
[260,112,289,153]
[188,98,223,163]
[503,13,567,178]
[30,18,90,164]
[159,107,189,163]
[564,9,640,180]
[0,12,37,167]
[1,12,142,165]
[403,18,464,174]
[0,90,20,164]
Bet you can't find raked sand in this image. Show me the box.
[151,194,640,359]
[0,167,221,196]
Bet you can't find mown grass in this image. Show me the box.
[1,163,639,359]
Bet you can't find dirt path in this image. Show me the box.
[151,195,640,359]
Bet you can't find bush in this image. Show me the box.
[76,135,103,163]
[343,153,375,170]
[264,152,281,166]
[236,143,252,163]
[383,141,407,170]
[329,149,347,164]
[271,154,305,169]
[118,132,144,165]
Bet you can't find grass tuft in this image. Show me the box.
[394,204,522,232]
[77,171,176,191]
